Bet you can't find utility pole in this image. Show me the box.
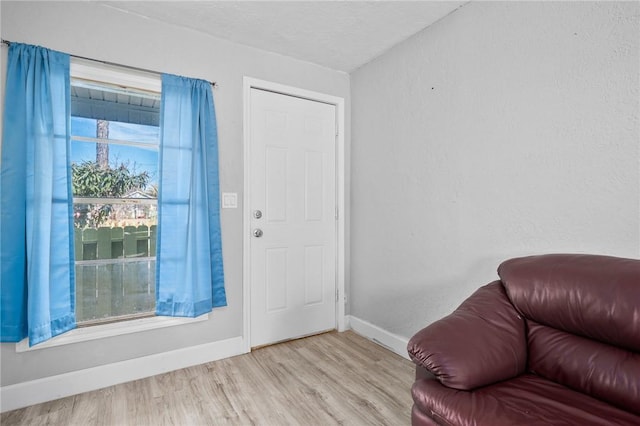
[96,119,109,169]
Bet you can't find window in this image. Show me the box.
[4,46,224,350]
[70,61,161,326]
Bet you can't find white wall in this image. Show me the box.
[0,1,349,388]
[350,1,640,339]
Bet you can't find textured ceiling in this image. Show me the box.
[99,1,467,72]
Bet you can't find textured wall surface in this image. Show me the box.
[0,1,349,387]
[350,1,640,339]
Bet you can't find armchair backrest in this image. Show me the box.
[498,254,640,415]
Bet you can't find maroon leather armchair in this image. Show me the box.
[407,254,640,425]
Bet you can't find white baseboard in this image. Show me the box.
[347,315,410,360]
[0,336,245,413]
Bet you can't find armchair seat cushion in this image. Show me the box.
[412,374,640,426]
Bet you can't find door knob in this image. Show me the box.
[253,229,263,238]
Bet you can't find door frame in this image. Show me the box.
[242,77,346,352]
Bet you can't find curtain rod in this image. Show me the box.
[1,39,218,88]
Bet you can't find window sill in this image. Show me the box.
[15,314,209,353]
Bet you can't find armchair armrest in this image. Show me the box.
[407,281,527,390]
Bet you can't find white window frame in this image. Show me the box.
[15,58,207,353]
[71,58,162,93]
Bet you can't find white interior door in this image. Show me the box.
[249,88,337,348]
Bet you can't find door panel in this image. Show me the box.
[249,88,336,348]
[265,248,288,311]
[304,245,324,305]
[265,147,288,222]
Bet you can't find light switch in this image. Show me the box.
[221,192,238,209]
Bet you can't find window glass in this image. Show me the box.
[70,78,160,325]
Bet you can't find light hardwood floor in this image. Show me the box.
[1,331,415,425]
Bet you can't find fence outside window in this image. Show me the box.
[74,225,156,324]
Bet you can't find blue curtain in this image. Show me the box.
[0,43,76,346]
[156,74,226,317]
